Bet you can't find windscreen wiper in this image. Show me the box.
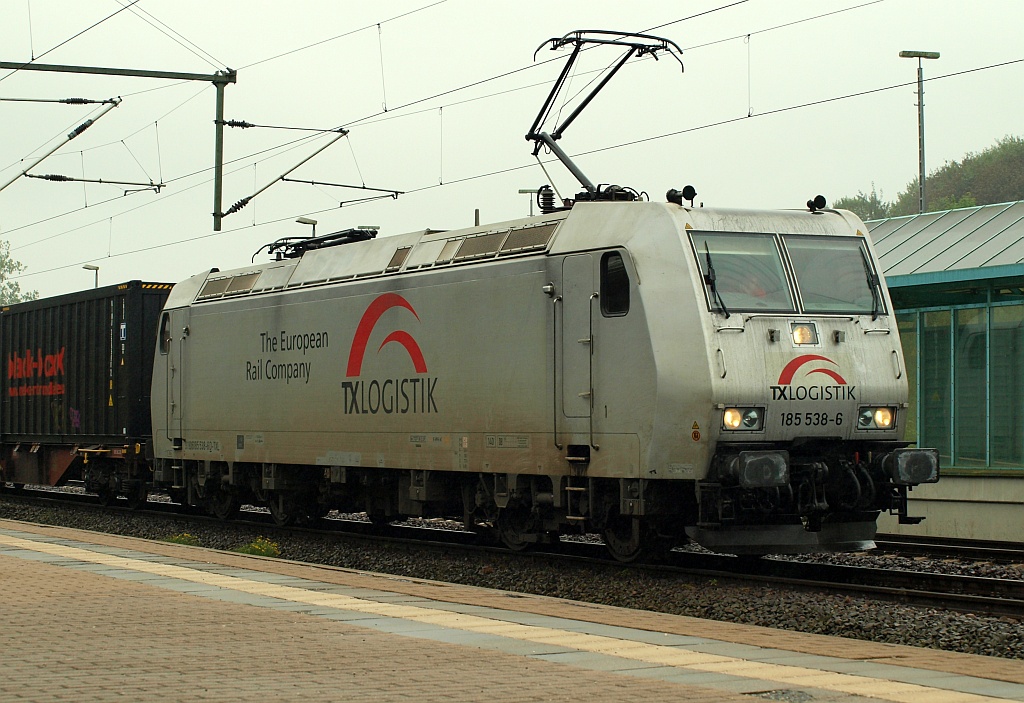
[704,242,730,319]
[860,247,882,321]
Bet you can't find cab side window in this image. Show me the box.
[600,251,630,316]
[159,313,172,354]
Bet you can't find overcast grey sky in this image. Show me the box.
[1,0,1021,298]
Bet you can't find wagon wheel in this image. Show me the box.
[601,515,651,563]
[496,506,534,551]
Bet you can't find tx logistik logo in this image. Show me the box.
[342,292,438,415]
[770,354,855,401]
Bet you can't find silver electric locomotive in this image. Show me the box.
[150,30,937,559]
[150,197,937,559]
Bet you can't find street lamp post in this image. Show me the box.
[296,217,317,237]
[82,264,99,289]
[899,50,940,214]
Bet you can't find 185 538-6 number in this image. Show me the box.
[780,412,843,427]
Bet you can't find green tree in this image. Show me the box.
[834,184,891,221]
[932,192,978,211]
[888,135,1024,216]
[837,136,1024,219]
[0,241,38,305]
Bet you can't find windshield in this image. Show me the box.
[691,232,796,313]
[783,235,883,315]
[690,231,886,317]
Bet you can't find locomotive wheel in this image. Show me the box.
[96,488,116,507]
[210,491,240,520]
[125,488,148,511]
[601,515,650,563]
[367,511,392,527]
[496,506,534,551]
[295,500,327,526]
[268,495,296,526]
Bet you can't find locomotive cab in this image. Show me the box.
[675,207,939,554]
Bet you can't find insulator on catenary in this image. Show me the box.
[60,98,90,105]
[67,119,94,140]
[225,197,252,215]
[224,120,255,128]
[37,174,74,182]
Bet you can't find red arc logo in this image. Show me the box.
[346,293,427,377]
[777,354,846,385]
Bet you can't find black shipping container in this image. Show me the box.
[0,281,171,485]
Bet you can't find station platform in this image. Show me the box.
[1,519,1023,703]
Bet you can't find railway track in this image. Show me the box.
[3,485,1023,619]
[875,533,1024,564]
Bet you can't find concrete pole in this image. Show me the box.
[899,51,939,214]
[916,59,926,214]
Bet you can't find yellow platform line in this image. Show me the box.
[0,533,1002,703]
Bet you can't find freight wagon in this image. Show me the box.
[0,281,171,503]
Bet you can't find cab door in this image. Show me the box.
[561,254,595,421]
[163,307,188,444]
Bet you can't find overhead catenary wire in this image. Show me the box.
[11,56,1023,276]
[2,100,123,173]
[120,140,153,183]
[682,0,885,52]
[0,96,119,104]
[377,23,388,112]
[115,0,226,71]
[0,97,122,193]
[26,0,35,60]
[154,122,163,184]
[14,0,439,175]
[238,1,447,71]
[218,119,346,133]
[346,137,366,188]
[6,1,448,220]
[10,152,263,251]
[24,173,164,192]
[9,0,746,230]
[58,84,210,156]
[79,150,86,207]
[0,0,143,85]
[0,27,1001,248]
[222,130,349,217]
[0,51,1003,253]
[0,1,1003,270]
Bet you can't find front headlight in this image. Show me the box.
[722,407,764,431]
[791,322,818,345]
[858,406,896,430]
[723,408,742,429]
